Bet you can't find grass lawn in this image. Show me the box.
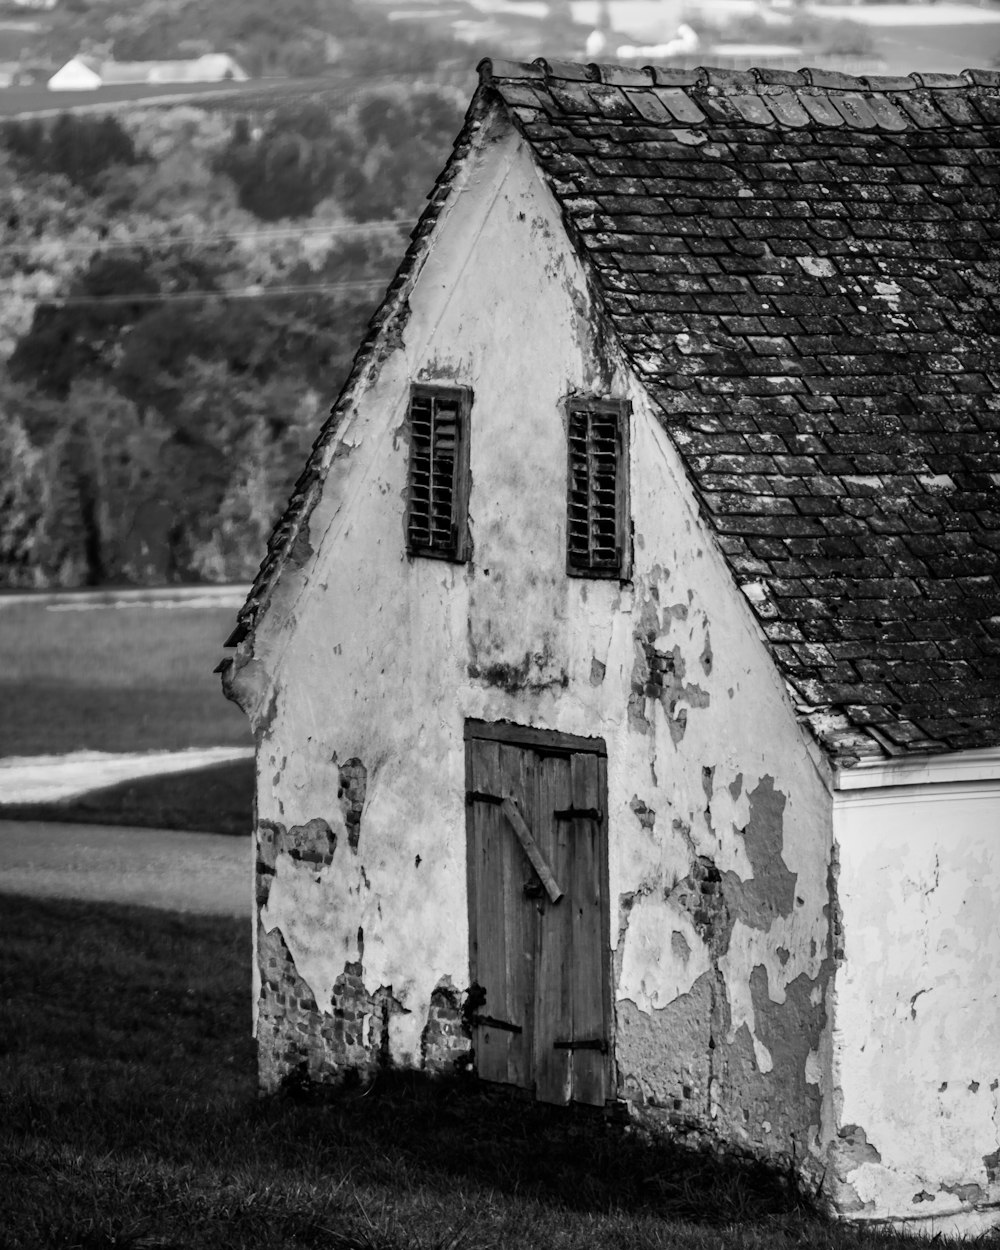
[0,600,250,757]
[0,895,983,1250]
[0,597,254,831]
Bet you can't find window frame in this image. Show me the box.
[405,382,473,564]
[565,396,631,581]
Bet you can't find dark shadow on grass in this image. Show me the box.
[0,896,829,1245]
[0,757,253,834]
[265,1066,817,1228]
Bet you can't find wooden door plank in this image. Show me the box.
[466,738,479,990]
[533,752,573,1106]
[499,742,534,1091]
[470,738,510,1084]
[598,753,613,1103]
[568,751,607,1107]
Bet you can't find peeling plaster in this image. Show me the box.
[261,831,449,1066]
[337,758,367,852]
[721,778,796,932]
[619,892,713,1012]
[618,770,830,1154]
[240,115,838,1196]
[629,795,656,831]
[628,579,711,741]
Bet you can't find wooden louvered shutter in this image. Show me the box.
[567,400,629,578]
[406,384,472,562]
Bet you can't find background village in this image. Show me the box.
[2,0,1000,1244]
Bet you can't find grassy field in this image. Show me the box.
[0,595,253,830]
[1,893,976,1250]
[0,599,250,757]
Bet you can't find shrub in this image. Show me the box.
[1,113,141,191]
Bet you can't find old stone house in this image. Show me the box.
[221,59,1000,1233]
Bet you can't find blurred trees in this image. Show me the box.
[0,81,466,587]
[213,86,465,222]
[214,103,347,221]
[2,114,142,192]
[34,0,470,81]
[3,276,379,585]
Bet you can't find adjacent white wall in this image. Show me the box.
[832,758,1000,1234]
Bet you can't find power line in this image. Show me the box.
[5,218,418,253]
[39,278,393,306]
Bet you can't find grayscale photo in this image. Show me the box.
[1,0,998,1244]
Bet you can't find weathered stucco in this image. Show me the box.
[831,771,1000,1235]
[227,111,836,1181]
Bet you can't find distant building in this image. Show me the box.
[47,53,248,91]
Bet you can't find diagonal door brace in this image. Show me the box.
[500,796,564,904]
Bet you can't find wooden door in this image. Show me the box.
[466,723,610,1107]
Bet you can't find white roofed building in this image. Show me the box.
[48,53,248,91]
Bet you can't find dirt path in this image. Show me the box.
[0,820,250,915]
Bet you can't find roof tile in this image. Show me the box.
[532,57,595,81]
[625,88,675,123]
[591,63,652,87]
[893,91,950,128]
[483,60,1000,756]
[646,66,705,88]
[797,92,846,127]
[752,68,808,88]
[657,86,708,124]
[761,90,811,128]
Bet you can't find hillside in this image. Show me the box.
[0,80,471,588]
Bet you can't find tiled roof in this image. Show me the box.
[235,59,1000,762]
[479,58,1000,759]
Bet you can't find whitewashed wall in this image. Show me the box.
[229,112,836,1173]
[832,755,1000,1234]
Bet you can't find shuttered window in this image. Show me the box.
[406,384,472,562]
[567,399,629,578]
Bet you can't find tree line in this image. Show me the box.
[0,85,466,587]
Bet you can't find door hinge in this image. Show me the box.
[472,1015,523,1034]
[466,790,502,806]
[553,1038,608,1052]
[553,807,603,821]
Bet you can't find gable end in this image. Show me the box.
[478,57,1000,761]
